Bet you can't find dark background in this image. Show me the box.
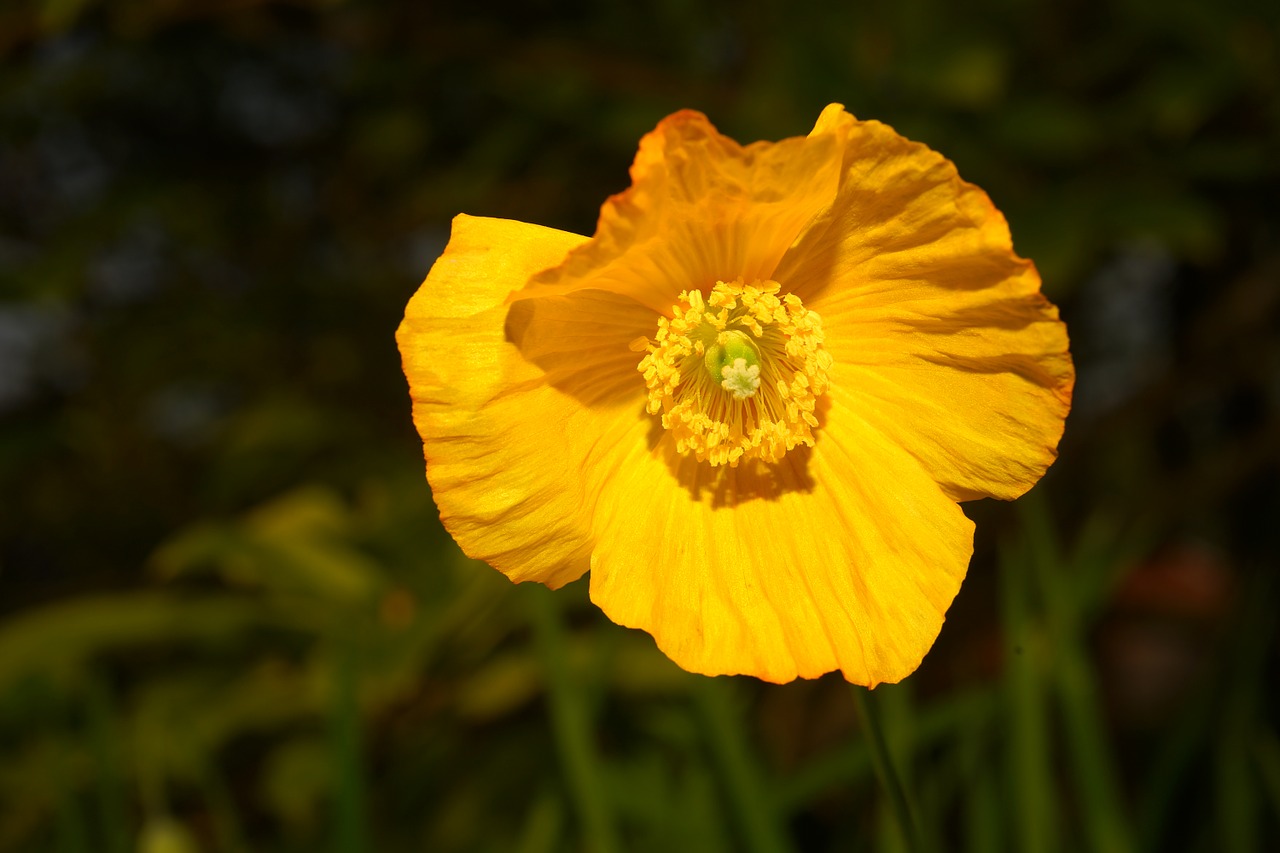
[1,0,1278,850]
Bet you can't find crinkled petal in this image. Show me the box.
[778,107,1073,501]
[403,106,1074,687]
[515,109,848,313]
[584,395,973,685]
[397,214,651,587]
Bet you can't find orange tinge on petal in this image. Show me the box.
[397,104,1073,685]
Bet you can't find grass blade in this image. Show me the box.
[524,585,620,853]
[1021,498,1134,853]
[999,534,1058,853]
[330,646,368,853]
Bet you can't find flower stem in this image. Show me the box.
[525,585,620,853]
[852,686,925,853]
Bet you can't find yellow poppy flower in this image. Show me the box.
[397,104,1073,685]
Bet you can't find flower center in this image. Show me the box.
[636,279,832,467]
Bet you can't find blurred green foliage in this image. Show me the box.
[1,0,1278,850]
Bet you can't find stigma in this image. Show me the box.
[720,357,761,400]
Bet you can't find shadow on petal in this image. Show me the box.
[899,292,1060,336]
[504,289,652,408]
[642,396,829,508]
[917,351,1075,396]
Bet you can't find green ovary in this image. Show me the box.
[703,330,762,400]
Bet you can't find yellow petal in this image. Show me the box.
[514,109,848,314]
[777,108,1073,501]
[402,107,1073,687]
[826,275,1072,502]
[414,214,584,319]
[583,394,973,685]
[397,215,651,587]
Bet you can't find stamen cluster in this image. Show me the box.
[637,279,833,467]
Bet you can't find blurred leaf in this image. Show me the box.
[930,44,1010,109]
[130,665,316,783]
[1256,729,1280,829]
[260,738,332,832]
[153,487,384,607]
[137,816,200,853]
[455,648,540,721]
[37,0,91,33]
[994,98,1104,163]
[514,792,564,853]
[0,593,263,690]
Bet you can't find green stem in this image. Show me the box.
[199,764,248,853]
[52,744,89,853]
[330,645,368,853]
[85,679,130,853]
[692,678,794,853]
[524,586,619,853]
[853,686,924,853]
